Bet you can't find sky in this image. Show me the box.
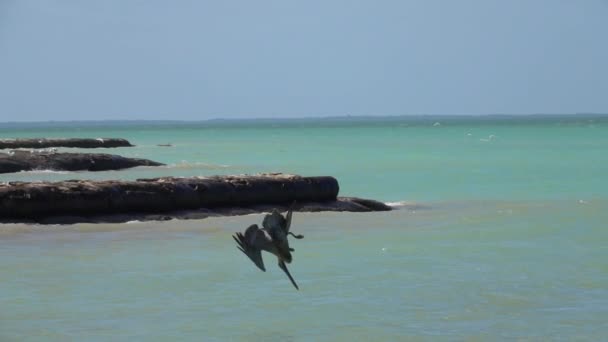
[0,0,607,122]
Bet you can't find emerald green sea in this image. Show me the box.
[1,116,607,340]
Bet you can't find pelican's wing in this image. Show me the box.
[278,260,299,290]
[285,203,293,233]
[233,224,266,272]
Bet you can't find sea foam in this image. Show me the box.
[166,161,231,170]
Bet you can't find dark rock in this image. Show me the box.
[0,174,390,224]
[0,138,133,149]
[0,150,164,174]
[337,197,393,211]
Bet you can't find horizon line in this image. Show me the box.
[1,113,607,125]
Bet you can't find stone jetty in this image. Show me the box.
[0,150,164,173]
[0,174,391,224]
[0,138,133,149]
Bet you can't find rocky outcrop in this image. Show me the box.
[0,138,133,149]
[0,174,391,224]
[0,150,164,173]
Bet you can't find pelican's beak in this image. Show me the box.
[278,260,299,290]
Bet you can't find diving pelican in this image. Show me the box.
[233,205,304,290]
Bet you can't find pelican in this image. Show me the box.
[233,205,304,290]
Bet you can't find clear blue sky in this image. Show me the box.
[1,0,607,121]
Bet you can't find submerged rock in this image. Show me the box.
[0,150,164,174]
[0,174,391,224]
[0,138,133,149]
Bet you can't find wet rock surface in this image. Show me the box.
[0,138,133,149]
[0,150,164,173]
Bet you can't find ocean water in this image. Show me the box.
[1,116,607,340]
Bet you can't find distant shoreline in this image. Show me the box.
[1,113,607,127]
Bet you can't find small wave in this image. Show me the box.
[19,169,72,174]
[385,201,429,210]
[479,134,497,142]
[165,161,231,170]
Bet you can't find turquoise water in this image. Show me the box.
[1,116,607,340]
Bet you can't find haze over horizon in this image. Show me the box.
[2,113,608,126]
[1,1,607,122]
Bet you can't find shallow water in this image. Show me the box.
[1,116,607,340]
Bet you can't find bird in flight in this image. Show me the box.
[233,205,304,290]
